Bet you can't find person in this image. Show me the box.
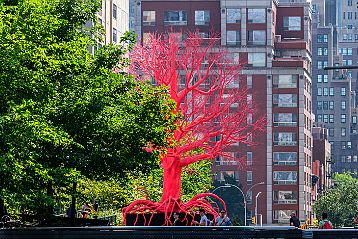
[354,213,358,228]
[318,212,333,229]
[92,201,99,219]
[173,212,181,226]
[215,209,232,226]
[193,208,210,226]
[66,203,73,218]
[81,203,91,219]
[289,213,300,227]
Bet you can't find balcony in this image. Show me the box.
[273,102,297,107]
[273,122,297,127]
[274,141,297,146]
[273,180,297,185]
[164,20,187,26]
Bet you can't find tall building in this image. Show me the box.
[136,0,313,225]
[87,0,129,53]
[311,0,358,178]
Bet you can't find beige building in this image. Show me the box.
[87,0,129,53]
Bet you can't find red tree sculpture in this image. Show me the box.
[123,33,265,226]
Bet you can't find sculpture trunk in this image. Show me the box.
[161,154,182,202]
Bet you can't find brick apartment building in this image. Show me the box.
[134,0,313,225]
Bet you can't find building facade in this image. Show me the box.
[87,0,129,54]
[136,0,313,225]
[311,0,358,178]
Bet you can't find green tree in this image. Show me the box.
[76,160,213,220]
[0,0,177,219]
[313,173,358,227]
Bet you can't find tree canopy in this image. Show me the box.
[313,173,358,227]
[0,0,177,217]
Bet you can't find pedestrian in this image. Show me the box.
[92,201,99,219]
[353,213,358,228]
[215,209,232,226]
[81,203,91,219]
[173,212,181,226]
[193,208,210,226]
[318,212,333,229]
[289,213,300,227]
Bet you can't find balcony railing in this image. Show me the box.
[274,103,297,107]
[273,161,297,166]
[274,141,297,146]
[164,20,187,26]
[273,122,297,127]
[273,180,297,185]
[273,199,298,204]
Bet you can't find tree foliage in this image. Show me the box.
[313,173,358,227]
[0,0,177,217]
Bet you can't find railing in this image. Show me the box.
[164,20,187,26]
[274,141,297,146]
[274,180,297,185]
[1,227,357,239]
[273,122,297,127]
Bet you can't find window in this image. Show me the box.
[248,9,266,23]
[284,16,301,31]
[341,101,346,110]
[195,10,210,25]
[317,34,328,43]
[317,114,322,122]
[329,101,334,110]
[247,152,253,166]
[274,132,297,146]
[318,47,323,56]
[273,75,297,88]
[323,87,328,96]
[353,116,357,124]
[317,88,322,96]
[273,113,297,126]
[113,3,117,19]
[248,53,265,67]
[143,11,156,26]
[341,114,346,123]
[341,128,346,136]
[318,61,323,69]
[324,75,328,83]
[227,9,241,23]
[247,30,266,45]
[273,94,297,107]
[317,101,322,110]
[329,114,334,123]
[112,28,117,42]
[329,128,334,137]
[273,191,298,204]
[273,171,297,185]
[164,11,187,25]
[329,87,334,96]
[273,152,297,165]
[317,75,322,83]
[341,87,346,96]
[347,141,352,149]
[247,171,253,185]
[274,210,296,223]
[348,0,353,6]
[226,31,240,46]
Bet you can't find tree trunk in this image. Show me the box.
[161,153,182,202]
